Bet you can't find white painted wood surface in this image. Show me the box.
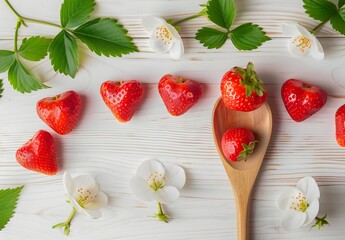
[1,0,345,239]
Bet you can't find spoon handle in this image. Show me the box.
[234,189,251,240]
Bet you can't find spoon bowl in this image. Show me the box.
[212,97,272,240]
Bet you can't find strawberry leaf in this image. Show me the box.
[8,59,49,93]
[18,36,52,61]
[49,30,79,77]
[0,50,15,73]
[195,27,228,49]
[207,0,236,29]
[339,0,345,8]
[60,0,96,28]
[230,23,271,50]
[330,8,345,35]
[0,79,3,98]
[303,0,338,21]
[0,186,24,230]
[72,18,138,57]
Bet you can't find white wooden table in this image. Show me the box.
[1,0,345,239]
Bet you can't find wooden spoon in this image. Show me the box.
[212,97,272,240]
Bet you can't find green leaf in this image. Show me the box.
[8,59,49,93]
[73,18,138,57]
[303,0,338,21]
[330,8,345,35]
[49,30,79,77]
[0,186,24,230]
[0,50,15,73]
[339,0,345,8]
[0,79,3,98]
[230,23,271,50]
[60,0,96,28]
[207,0,236,29]
[18,36,52,61]
[195,27,228,49]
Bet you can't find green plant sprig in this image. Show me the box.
[303,0,345,35]
[0,0,138,94]
[168,0,270,51]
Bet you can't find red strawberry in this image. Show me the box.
[335,104,345,147]
[221,62,267,112]
[37,91,81,135]
[16,130,58,175]
[158,74,202,116]
[221,128,256,162]
[100,80,144,122]
[281,79,327,122]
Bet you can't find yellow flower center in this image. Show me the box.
[155,26,173,46]
[76,187,96,208]
[292,35,312,53]
[147,171,166,191]
[290,192,309,212]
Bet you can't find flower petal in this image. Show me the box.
[136,159,165,180]
[297,177,320,202]
[63,172,84,212]
[277,187,300,210]
[304,199,319,226]
[164,164,186,190]
[63,172,76,197]
[86,191,108,210]
[73,175,99,195]
[309,35,324,60]
[281,210,307,231]
[82,209,102,219]
[169,39,184,59]
[294,23,312,38]
[129,176,154,202]
[149,31,172,53]
[152,186,179,204]
[142,16,166,33]
[282,23,302,36]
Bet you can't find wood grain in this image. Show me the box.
[1,0,345,239]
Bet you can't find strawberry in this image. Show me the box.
[221,128,256,162]
[281,79,327,122]
[100,80,144,122]
[16,130,58,175]
[158,74,202,116]
[37,90,81,135]
[335,104,345,147]
[221,62,267,112]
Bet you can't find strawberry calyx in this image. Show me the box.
[237,141,257,162]
[233,62,265,97]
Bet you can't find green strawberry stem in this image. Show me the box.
[238,141,257,161]
[4,0,61,28]
[52,206,76,236]
[310,20,328,35]
[171,4,207,27]
[235,62,265,97]
[153,201,171,223]
[14,20,21,52]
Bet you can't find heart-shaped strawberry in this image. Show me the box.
[281,79,327,122]
[100,80,144,122]
[37,91,81,135]
[158,74,202,116]
[16,130,58,175]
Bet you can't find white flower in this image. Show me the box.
[277,176,320,231]
[142,16,184,59]
[283,23,324,60]
[130,159,186,204]
[63,171,108,219]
